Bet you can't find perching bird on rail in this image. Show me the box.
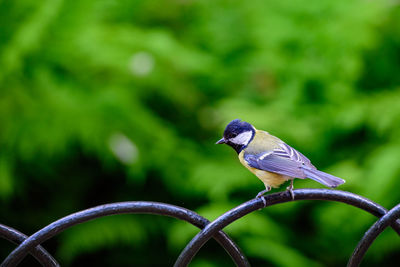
[216,119,345,198]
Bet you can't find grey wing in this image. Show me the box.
[273,142,316,169]
[245,142,345,187]
[244,152,306,178]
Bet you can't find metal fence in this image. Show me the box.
[1,188,400,267]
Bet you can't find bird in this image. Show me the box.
[216,119,345,199]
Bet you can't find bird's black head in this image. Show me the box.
[216,119,255,153]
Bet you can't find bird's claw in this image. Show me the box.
[286,180,295,200]
[287,188,294,200]
[256,186,271,199]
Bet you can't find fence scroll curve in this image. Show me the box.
[1,189,399,267]
[0,224,59,267]
[1,202,249,267]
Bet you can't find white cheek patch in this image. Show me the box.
[230,131,253,146]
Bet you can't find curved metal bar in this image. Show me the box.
[174,189,400,267]
[347,203,400,267]
[0,224,59,267]
[1,202,249,267]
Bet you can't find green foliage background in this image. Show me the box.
[1,0,400,266]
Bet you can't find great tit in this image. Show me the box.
[216,119,345,198]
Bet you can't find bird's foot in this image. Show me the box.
[256,186,271,199]
[286,180,294,200]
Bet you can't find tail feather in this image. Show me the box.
[302,168,345,188]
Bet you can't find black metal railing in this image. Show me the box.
[1,189,399,267]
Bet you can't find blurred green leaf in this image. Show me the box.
[58,216,145,264]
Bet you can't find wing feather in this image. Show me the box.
[274,143,316,169]
[244,153,306,178]
[244,141,345,187]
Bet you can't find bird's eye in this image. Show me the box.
[229,133,237,139]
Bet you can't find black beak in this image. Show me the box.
[216,138,226,144]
